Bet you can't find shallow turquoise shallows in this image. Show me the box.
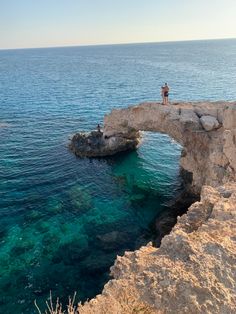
[0,39,236,313]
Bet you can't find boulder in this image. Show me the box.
[200,115,220,131]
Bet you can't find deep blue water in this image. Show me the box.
[0,39,236,313]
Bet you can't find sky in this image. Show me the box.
[0,0,236,49]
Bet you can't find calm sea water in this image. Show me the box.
[0,39,236,313]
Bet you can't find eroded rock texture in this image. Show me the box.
[104,101,236,193]
[79,183,236,314]
[77,101,236,314]
[69,130,139,157]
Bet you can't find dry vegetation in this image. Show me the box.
[34,291,79,314]
[35,290,156,314]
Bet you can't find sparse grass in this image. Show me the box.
[34,291,79,314]
[35,290,157,314]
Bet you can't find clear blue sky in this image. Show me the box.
[1,0,236,49]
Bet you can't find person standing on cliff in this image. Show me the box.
[163,82,169,105]
[161,85,165,104]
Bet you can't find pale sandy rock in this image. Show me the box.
[103,101,236,192]
[79,183,236,314]
[200,115,220,131]
[80,183,236,314]
[223,129,236,172]
[223,106,236,129]
[77,101,236,314]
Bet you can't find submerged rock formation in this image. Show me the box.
[76,101,236,314]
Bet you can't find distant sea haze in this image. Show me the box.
[0,39,236,313]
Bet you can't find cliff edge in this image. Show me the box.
[79,183,236,314]
[103,101,236,194]
[77,101,236,314]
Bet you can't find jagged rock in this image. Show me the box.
[76,101,236,314]
[103,101,236,192]
[69,130,139,157]
[69,102,235,191]
[200,115,220,131]
[79,183,236,314]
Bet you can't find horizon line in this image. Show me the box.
[0,36,236,52]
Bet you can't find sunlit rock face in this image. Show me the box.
[104,101,236,193]
[79,183,236,314]
[77,101,236,314]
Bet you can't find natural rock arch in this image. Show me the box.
[104,101,236,193]
[70,101,236,314]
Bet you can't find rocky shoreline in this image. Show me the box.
[78,182,236,314]
[69,129,140,157]
[71,101,236,313]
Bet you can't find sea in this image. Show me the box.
[0,38,236,313]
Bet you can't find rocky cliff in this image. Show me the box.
[77,101,236,314]
[79,183,236,314]
[103,101,236,194]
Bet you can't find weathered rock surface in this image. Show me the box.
[79,183,236,314]
[76,101,236,314]
[69,130,139,157]
[103,101,236,193]
[200,115,220,131]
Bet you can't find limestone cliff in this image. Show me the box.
[77,101,236,314]
[79,183,236,314]
[104,101,236,193]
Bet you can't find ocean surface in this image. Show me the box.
[0,39,236,313]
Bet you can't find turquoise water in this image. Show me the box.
[0,39,236,313]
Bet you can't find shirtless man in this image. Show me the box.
[163,83,169,105]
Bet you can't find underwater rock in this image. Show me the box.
[79,251,116,275]
[24,209,44,222]
[46,197,63,214]
[79,183,236,314]
[68,185,93,213]
[53,240,89,265]
[96,231,129,251]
